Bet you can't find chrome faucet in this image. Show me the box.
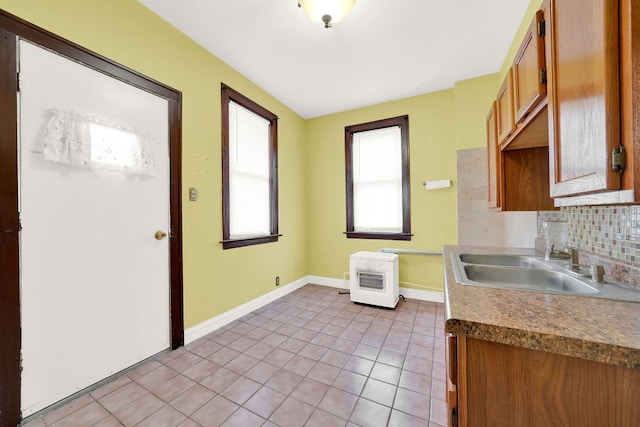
[554,247,606,284]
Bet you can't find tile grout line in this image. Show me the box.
[27,286,444,427]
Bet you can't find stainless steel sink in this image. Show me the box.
[451,252,640,302]
[458,253,550,269]
[463,265,598,294]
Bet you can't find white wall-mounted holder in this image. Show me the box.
[423,179,452,190]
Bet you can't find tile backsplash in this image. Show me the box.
[540,206,640,264]
[537,207,640,288]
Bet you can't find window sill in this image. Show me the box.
[221,234,282,249]
[344,231,412,241]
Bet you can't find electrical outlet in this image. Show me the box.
[275,276,280,286]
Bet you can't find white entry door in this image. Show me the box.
[18,40,171,417]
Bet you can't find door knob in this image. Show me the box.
[155,231,167,240]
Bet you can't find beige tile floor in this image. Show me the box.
[24,284,447,427]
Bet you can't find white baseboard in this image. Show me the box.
[304,275,444,303]
[184,276,310,344]
[398,287,444,303]
[184,275,444,344]
[305,275,349,290]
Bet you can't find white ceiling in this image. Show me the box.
[138,0,531,119]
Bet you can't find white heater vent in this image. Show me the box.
[358,272,385,290]
[349,252,399,308]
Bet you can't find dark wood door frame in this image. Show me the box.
[0,9,184,426]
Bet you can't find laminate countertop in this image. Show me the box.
[443,245,640,369]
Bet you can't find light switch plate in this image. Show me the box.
[189,187,198,201]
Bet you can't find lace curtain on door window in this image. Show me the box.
[43,110,156,176]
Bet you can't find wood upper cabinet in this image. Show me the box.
[619,0,640,202]
[513,10,546,123]
[486,102,501,209]
[502,147,555,211]
[485,4,555,212]
[487,86,555,211]
[545,0,621,198]
[495,69,515,144]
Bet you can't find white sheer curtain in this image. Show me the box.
[228,101,270,239]
[353,126,403,232]
[43,110,156,176]
[43,110,91,167]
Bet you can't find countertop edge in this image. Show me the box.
[443,245,640,370]
[444,318,640,370]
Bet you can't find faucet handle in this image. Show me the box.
[591,265,605,283]
[567,246,578,267]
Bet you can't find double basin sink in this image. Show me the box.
[451,252,640,302]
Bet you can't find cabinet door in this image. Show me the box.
[546,0,621,197]
[513,10,546,123]
[464,338,640,426]
[486,102,501,209]
[496,69,515,144]
[445,334,459,427]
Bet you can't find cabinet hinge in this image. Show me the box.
[16,71,20,92]
[540,68,547,84]
[451,407,458,427]
[19,351,23,373]
[612,145,626,176]
[538,19,546,36]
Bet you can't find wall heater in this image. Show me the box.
[349,251,399,308]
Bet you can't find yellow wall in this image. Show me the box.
[0,0,537,324]
[304,72,507,292]
[301,0,542,293]
[304,90,458,292]
[498,0,544,82]
[455,74,501,150]
[1,0,308,329]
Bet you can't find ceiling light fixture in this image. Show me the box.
[298,0,356,28]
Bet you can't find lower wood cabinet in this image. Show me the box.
[447,335,640,427]
[445,334,458,427]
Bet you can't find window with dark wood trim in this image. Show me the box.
[221,83,279,249]
[345,115,411,241]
